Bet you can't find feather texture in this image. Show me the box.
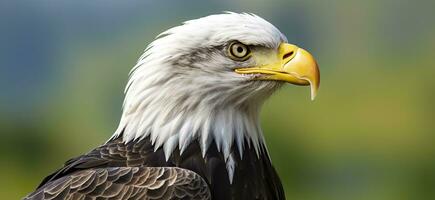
[24,167,210,200]
[25,136,285,200]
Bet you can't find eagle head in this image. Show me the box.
[113,12,320,163]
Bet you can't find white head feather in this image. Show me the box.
[112,12,287,164]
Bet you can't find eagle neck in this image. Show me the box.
[112,92,268,161]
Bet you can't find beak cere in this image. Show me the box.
[235,43,320,100]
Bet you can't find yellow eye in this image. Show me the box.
[228,42,250,61]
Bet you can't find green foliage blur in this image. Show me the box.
[1,0,434,199]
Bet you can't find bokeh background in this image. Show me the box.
[1,0,434,199]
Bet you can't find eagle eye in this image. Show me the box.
[228,42,250,61]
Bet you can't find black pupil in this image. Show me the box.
[236,46,244,53]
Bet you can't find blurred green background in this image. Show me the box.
[1,0,434,199]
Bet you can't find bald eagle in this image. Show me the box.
[24,12,319,200]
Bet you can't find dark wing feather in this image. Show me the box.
[36,138,152,188]
[24,167,211,200]
[30,136,284,199]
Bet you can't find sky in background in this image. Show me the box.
[1,0,435,199]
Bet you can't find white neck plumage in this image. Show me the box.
[112,79,268,162]
[110,53,277,164]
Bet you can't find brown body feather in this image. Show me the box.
[24,135,285,200]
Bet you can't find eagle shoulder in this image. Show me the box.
[23,167,211,200]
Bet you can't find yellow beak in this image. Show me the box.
[235,43,320,100]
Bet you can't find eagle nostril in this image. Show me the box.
[283,51,294,60]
